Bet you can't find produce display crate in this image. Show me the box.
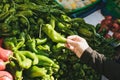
[71,1,103,18]
[101,0,120,18]
[55,0,101,16]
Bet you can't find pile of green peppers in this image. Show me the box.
[0,0,116,80]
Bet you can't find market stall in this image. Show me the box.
[0,0,120,80]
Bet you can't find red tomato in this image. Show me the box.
[0,71,13,80]
[105,16,112,20]
[0,47,13,62]
[113,32,120,40]
[0,59,6,71]
[111,23,120,32]
[102,20,112,27]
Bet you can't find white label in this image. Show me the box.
[108,30,114,36]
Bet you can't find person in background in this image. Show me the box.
[65,35,120,80]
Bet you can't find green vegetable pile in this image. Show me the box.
[0,0,116,80]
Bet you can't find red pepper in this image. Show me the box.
[0,59,6,71]
[105,16,112,20]
[113,32,120,40]
[0,71,13,80]
[0,47,13,62]
[111,23,120,32]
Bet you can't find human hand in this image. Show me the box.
[65,35,89,58]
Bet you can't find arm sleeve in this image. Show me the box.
[80,47,120,80]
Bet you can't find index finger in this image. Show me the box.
[67,35,83,41]
[66,39,77,46]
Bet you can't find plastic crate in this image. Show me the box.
[54,0,101,14]
[101,0,120,18]
[71,0,104,18]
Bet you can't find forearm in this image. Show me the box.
[80,47,120,80]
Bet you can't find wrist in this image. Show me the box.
[77,47,90,58]
[84,47,94,54]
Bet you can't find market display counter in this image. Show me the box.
[0,0,119,80]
